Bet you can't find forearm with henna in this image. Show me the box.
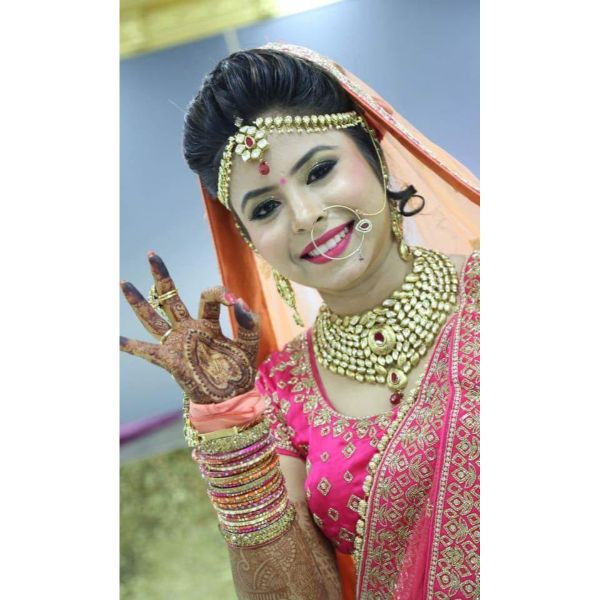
[120,255,340,598]
[228,501,341,600]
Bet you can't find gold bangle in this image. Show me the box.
[206,455,278,487]
[218,497,290,528]
[215,487,287,516]
[210,471,282,499]
[212,476,284,509]
[202,446,274,473]
[197,419,270,454]
[220,505,296,548]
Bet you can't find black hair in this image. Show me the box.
[183,49,423,216]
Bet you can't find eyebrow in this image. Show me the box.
[241,145,338,213]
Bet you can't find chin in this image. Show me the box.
[303,253,373,292]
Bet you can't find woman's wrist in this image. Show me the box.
[191,418,295,548]
[181,389,265,447]
[188,389,265,433]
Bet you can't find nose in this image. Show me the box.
[289,194,326,234]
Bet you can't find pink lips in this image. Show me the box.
[301,220,354,264]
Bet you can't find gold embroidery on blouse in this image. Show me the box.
[327,507,340,522]
[347,494,362,513]
[283,334,396,452]
[317,477,332,496]
[342,442,356,459]
[320,451,330,462]
[338,527,355,543]
[343,470,354,483]
[263,392,298,455]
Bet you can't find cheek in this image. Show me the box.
[332,156,380,207]
[246,220,289,262]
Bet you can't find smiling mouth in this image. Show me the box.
[301,220,354,261]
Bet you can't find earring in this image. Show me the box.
[273,270,304,327]
[233,219,258,253]
[390,204,411,262]
[390,184,425,262]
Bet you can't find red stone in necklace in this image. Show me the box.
[389,392,404,406]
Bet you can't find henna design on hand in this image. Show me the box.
[183,327,254,402]
[120,253,261,405]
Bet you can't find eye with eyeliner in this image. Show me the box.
[249,198,281,221]
[307,159,337,184]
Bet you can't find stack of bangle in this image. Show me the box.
[192,418,296,548]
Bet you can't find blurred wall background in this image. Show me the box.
[120,0,479,429]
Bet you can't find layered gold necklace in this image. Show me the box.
[313,247,458,404]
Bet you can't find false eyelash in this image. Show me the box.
[307,160,336,184]
[250,198,281,221]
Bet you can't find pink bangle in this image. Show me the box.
[197,436,271,464]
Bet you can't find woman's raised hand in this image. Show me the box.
[120,252,260,404]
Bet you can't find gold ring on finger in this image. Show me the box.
[148,285,178,309]
[160,328,173,345]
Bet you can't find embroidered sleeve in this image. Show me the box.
[255,354,305,459]
[262,390,302,458]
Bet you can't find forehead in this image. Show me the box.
[228,128,355,210]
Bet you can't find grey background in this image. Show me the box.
[120,0,479,425]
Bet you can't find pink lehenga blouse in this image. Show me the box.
[255,252,480,599]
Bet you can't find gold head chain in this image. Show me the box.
[217,111,388,210]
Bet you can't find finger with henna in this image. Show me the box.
[233,299,258,331]
[120,280,171,338]
[147,252,191,323]
[120,336,164,368]
[198,286,231,322]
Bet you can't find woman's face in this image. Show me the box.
[228,128,395,294]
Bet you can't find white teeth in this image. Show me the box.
[306,226,350,257]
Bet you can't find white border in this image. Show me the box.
[2,1,119,596]
[483,1,599,597]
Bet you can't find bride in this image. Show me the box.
[120,44,479,599]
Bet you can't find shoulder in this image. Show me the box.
[255,331,308,396]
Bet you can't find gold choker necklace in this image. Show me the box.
[313,247,458,404]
